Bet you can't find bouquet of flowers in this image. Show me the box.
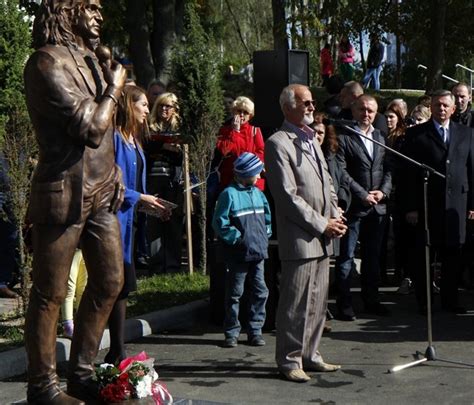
[94,352,173,404]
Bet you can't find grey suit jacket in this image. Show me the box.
[265,122,338,261]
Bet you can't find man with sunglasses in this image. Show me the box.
[265,84,347,383]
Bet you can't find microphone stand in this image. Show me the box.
[338,124,474,373]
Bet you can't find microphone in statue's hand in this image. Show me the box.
[95,44,112,69]
[322,118,357,127]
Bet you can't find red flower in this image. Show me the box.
[119,351,149,371]
[100,379,132,402]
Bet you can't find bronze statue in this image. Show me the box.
[23,0,127,403]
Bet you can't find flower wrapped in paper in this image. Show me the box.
[94,351,173,404]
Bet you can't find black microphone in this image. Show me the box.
[322,118,357,127]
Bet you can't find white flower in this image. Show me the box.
[135,375,153,398]
[100,363,115,369]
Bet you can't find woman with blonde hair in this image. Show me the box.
[410,104,431,126]
[215,96,265,192]
[146,92,185,273]
[149,92,181,133]
[106,85,166,364]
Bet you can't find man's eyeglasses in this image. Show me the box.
[159,104,174,110]
[302,100,316,107]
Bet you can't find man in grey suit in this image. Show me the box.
[265,84,347,383]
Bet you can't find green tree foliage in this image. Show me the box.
[398,0,474,90]
[172,1,224,273]
[320,0,474,90]
[0,0,35,308]
[0,0,32,144]
[184,0,274,74]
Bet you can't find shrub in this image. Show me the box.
[172,1,224,274]
[0,0,36,310]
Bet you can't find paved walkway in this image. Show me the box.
[2,284,474,404]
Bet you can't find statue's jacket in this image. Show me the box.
[24,44,116,225]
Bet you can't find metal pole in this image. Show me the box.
[418,64,459,85]
[455,64,474,89]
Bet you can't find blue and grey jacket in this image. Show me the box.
[212,182,272,263]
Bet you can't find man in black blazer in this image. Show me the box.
[400,90,474,314]
[335,94,392,320]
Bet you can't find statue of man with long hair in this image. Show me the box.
[23,1,127,403]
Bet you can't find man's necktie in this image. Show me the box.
[440,126,448,145]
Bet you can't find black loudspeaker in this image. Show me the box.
[253,49,310,128]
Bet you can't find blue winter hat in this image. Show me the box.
[233,152,263,178]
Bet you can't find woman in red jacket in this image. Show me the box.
[216,96,265,192]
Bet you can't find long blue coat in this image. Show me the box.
[114,131,147,267]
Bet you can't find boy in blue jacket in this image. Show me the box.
[213,152,272,348]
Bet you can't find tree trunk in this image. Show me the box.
[151,0,177,86]
[425,0,447,92]
[174,0,185,38]
[359,30,365,72]
[396,33,402,89]
[272,0,288,50]
[125,0,155,89]
[394,0,402,89]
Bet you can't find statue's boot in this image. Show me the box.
[67,285,120,401]
[25,287,84,404]
[27,384,85,405]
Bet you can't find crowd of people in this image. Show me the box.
[321,34,390,91]
[208,80,474,383]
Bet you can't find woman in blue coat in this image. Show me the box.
[105,85,167,364]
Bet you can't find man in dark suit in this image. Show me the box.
[335,94,392,320]
[23,1,126,403]
[401,90,474,314]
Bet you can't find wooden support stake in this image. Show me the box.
[183,144,193,274]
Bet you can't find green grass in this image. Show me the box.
[0,273,209,352]
[127,273,210,318]
[0,324,24,349]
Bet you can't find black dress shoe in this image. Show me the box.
[364,303,391,316]
[135,255,149,269]
[336,310,356,321]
